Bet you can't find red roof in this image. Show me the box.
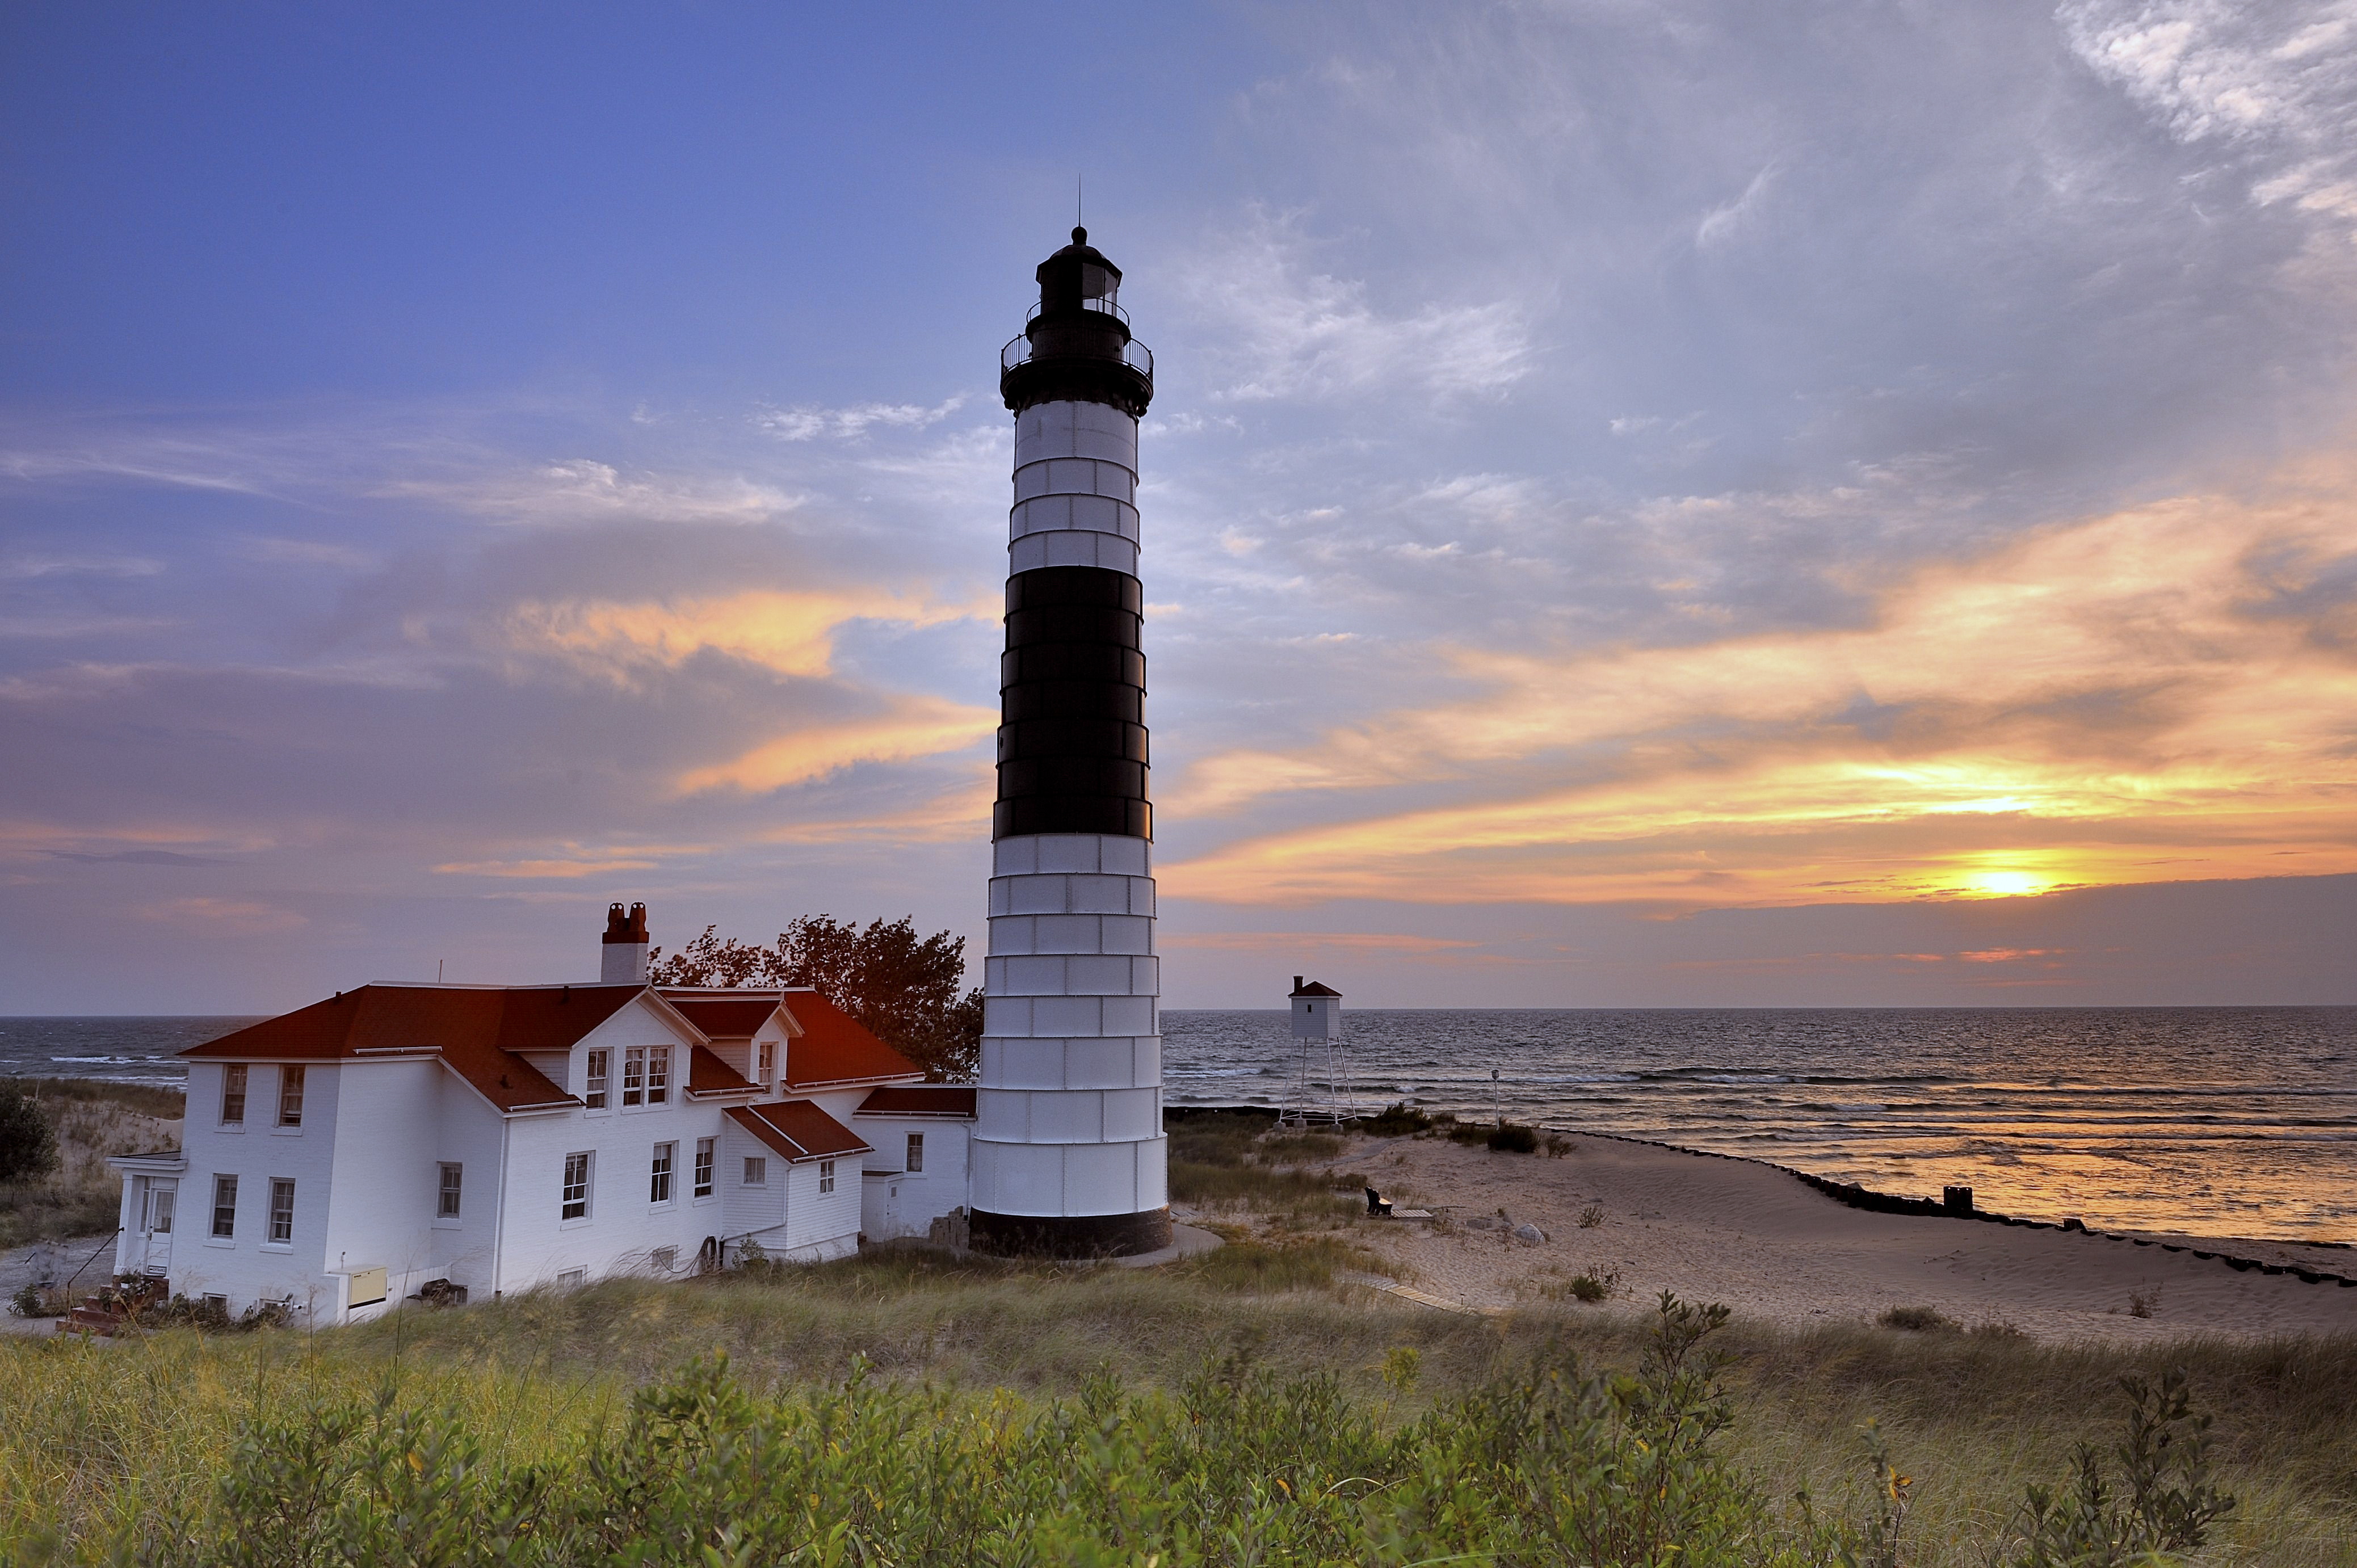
[726,1099,871,1163]
[778,989,922,1089]
[855,1086,977,1119]
[687,1044,760,1097]
[662,993,786,1038]
[179,983,648,1113]
[1289,980,1342,998]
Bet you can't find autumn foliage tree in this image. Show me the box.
[648,916,984,1083]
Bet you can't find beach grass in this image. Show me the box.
[2,1254,2352,1563]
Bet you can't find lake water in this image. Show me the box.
[6,1008,2352,1244]
[1166,1007,2357,1245]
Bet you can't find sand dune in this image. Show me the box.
[1332,1132,2357,1342]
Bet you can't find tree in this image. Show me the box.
[0,1088,59,1184]
[649,916,984,1083]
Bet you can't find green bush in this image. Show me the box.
[0,1093,58,1184]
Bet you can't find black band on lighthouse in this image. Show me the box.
[994,564,1150,841]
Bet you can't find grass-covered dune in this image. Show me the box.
[6,1241,2355,1565]
[0,1078,184,1251]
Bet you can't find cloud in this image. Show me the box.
[1161,454,2357,907]
[47,849,223,865]
[673,697,995,795]
[756,396,968,442]
[1,556,164,579]
[1174,211,1533,403]
[502,587,992,684]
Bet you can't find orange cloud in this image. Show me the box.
[674,698,995,796]
[1162,459,2357,907]
[505,587,993,684]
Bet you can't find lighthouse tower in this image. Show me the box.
[970,229,1169,1255]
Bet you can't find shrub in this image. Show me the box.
[1569,1271,1616,1303]
[1359,1102,1434,1136]
[0,1093,58,1184]
[1877,1305,1958,1333]
[1487,1123,1539,1154]
[1578,1202,1606,1229]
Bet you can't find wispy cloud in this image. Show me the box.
[1174,211,1533,404]
[755,395,968,442]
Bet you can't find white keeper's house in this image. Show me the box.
[108,904,977,1325]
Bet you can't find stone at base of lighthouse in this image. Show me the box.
[969,1205,1173,1257]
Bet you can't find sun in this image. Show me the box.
[1956,869,2051,898]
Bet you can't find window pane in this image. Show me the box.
[585,1049,609,1109]
[694,1137,714,1197]
[906,1133,923,1173]
[221,1064,246,1124]
[278,1065,305,1126]
[650,1142,674,1204]
[268,1179,295,1243]
[438,1162,463,1219]
[819,1158,835,1194]
[562,1151,591,1220]
[212,1174,238,1238]
[647,1045,670,1104]
[743,1157,766,1186]
[623,1047,645,1107]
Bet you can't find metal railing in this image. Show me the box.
[1026,295,1128,329]
[1002,334,1154,380]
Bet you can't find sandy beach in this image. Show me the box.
[1317,1131,2357,1342]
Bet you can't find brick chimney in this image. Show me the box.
[600,902,649,984]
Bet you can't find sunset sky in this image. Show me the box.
[5,3,2355,1012]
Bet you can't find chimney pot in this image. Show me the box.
[600,901,651,983]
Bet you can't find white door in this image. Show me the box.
[140,1180,176,1273]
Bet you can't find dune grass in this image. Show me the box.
[5,1115,2353,1562]
[1,1241,2351,1563]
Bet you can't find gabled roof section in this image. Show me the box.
[726,1099,871,1163]
[855,1086,977,1120]
[778,989,923,1089]
[179,983,658,1113]
[662,991,793,1040]
[1289,980,1342,998]
[687,1044,761,1098]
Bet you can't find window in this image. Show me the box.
[651,1246,677,1273]
[622,1048,645,1107]
[268,1179,296,1243]
[742,1156,767,1187]
[211,1174,238,1238]
[201,1293,228,1313]
[649,1142,674,1204]
[557,1267,586,1289]
[646,1044,671,1105]
[818,1158,837,1195]
[437,1162,463,1219]
[584,1049,610,1109]
[561,1151,593,1220]
[278,1065,305,1127]
[906,1133,925,1174]
[220,1064,247,1125]
[694,1137,714,1198]
[758,1037,776,1082]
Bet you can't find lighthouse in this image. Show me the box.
[970,228,1169,1255]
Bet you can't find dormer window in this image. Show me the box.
[758,1037,776,1083]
